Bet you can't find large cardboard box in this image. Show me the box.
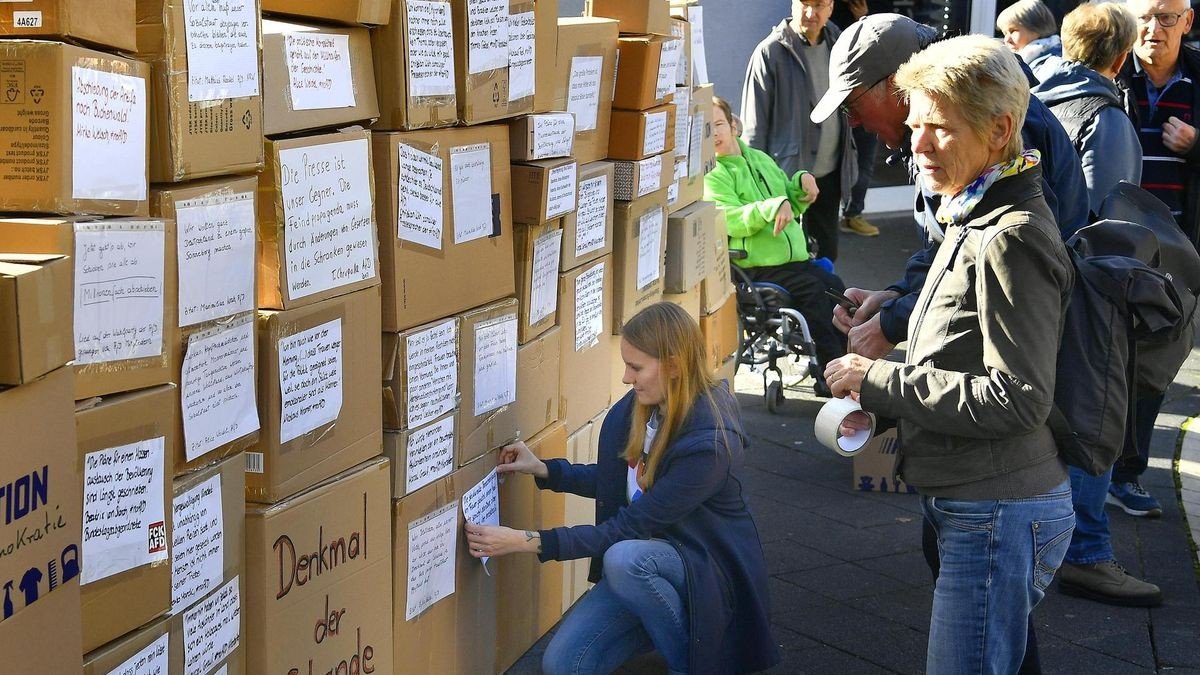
[608,104,675,161]
[0,254,72,386]
[533,0,559,114]
[612,35,680,110]
[553,18,619,164]
[372,125,516,332]
[458,298,521,466]
[715,353,736,390]
[246,458,393,675]
[509,112,576,161]
[370,0,458,130]
[76,384,176,653]
[665,200,711,293]
[0,367,83,670]
[682,82,715,194]
[0,41,149,217]
[512,158,578,225]
[701,209,733,315]
[612,152,674,201]
[558,256,613,434]
[0,0,135,51]
[514,220,563,344]
[382,408,458,498]
[585,0,671,35]
[261,19,379,136]
[381,316,461,431]
[248,285,383,504]
[82,615,169,675]
[612,190,668,334]
[664,283,700,322]
[262,0,390,25]
[560,160,615,272]
[700,294,737,373]
[450,0,534,125]
[853,429,917,494]
[562,416,600,610]
[258,129,380,311]
[515,326,561,440]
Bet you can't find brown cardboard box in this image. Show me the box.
[450,0,534,125]
[562,417,599,610]
[76,384,176,653]
[370,0,458,131]
[700,294,737,372]
[664,283,701,322]
[382,409,458,497]
[560,160,614,272]
[608,104,675,160]
[0,254,72,385]
[533,0,559,114]
[262,0,390,25]
[258,128,380,311]
[585,0,671,35]
[664,200,711,293]
[509,112,576,161]
[171,453,245,617]
[458,298,521,466]
[714,353,736,389]
[612,152,674,201]
[685,82,715,187]
[612,189,669,334]
[136,0,264,183]
[514,221,564,343]
[261,19,379,136]
[553,18,619,164]
[248,285,383,503]
[672,153,703,213]
[381,316,461,432]
[558,256,613,433]
[246,458,393,675]
[450,451,501,675]
[82,615,169,674]
[512,159,578,225]
[612,35,680,110]
[0,367,83,668]
[0,1,134,50]
[0,41,149,217]
[701,209,733,315]
[372,125,516,332]
[0,217,178,401]
[515,326,561,440]
[852,429,917,494]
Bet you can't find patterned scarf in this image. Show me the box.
[935,149,1041,225]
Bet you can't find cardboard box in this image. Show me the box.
[701,208,733,315]
[372,125,516,332]
[515,326,561,439]
[700,293,738,372]
[248,286,383,504]
[458,298,521,466]
[450,0,534,125]
[612,190,669,334]
[585,0,671,35]
[853,429,917,494]
[558,256,613,433]
[608,104,675,161]
[553,18,619,164]
[381,316,461,431]
[509,112,576,161]
[83,605,244,674]
[0,41,149,217]
[0,367,83,667]
[612,152,674,201]
[261,19,380,136]
[664,283,701,322]
[515,221,564,343]
[560,160,615,272]
[82,615,169,674]
[246,458,393,675]
[382,409,458,497]
[684,82,716,189]
[0,254,72,385]
[258,128,380,311]
[613,35,680,110]
[562,417,599,610]
[0,217,178,401]
[715,353,737,390]
[370,0,458,131]
[512,158,578,225]
[76,383,176,653]
[671,154,703,214]
[0,0,134,51]
[533,0,559,114]
[262,0,390,25]
[665,200,711,293]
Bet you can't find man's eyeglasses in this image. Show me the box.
[839,78,887,117]
[1136,10,1190,27]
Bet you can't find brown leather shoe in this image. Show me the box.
[1058,560,1163,607]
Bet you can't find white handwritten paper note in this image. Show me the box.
[644,111,668,156]
[689,7,708,84]
[672,20,688,86]
[473,316,517,416]
[183,0,260,102]
[182,576,240,675]
[546,162,578,219]
[688,111,705,178]
[575,262,605,352]
[530,230,563,325]
[74,222,165,365]
[575,175,609,257]
[72,67,147,202]
[508,11,536,101]
[176,191,256,326]
[82,437,168,585]
[181,318,259,462]
[278,319,343,445]
[278,138,376,300]
[284,32,355,110]
[637,207,664,290]
[406,0,456,98]
[406,501,458,620]
[567,56,603,131]
[674,87,691,159]
[531,113,575,159]
[406,319,458,428]
[406,415,456,495]
[467,0,509,74]
[171,475,225,615]
[462,469,500,568]
[109,632,169,675]
[638,154,663,197]
[450,143,493,244]
[399,144,445,250]
[656,38,682,101]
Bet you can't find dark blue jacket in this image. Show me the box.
[536,386,778,674]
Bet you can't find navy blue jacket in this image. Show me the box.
[536,387,778,674]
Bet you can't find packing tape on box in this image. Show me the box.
[815,396,875,457]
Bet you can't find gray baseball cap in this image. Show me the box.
[810,14,938,123]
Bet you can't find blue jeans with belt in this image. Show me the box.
[922,480,1074,675]
[543,539,690,675]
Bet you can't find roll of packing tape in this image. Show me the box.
[815,397,876,457]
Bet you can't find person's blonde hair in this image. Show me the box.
[996,0,1058,38]
[1061,2,1137,71]
[895,34,1029,160]
[620,302,724,491]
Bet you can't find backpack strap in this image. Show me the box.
[1047,94,1120,156]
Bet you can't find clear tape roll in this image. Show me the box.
[815,396,876,457]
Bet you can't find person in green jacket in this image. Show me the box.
[706,95,848,396]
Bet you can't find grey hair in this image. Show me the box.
[997,0,1058,38]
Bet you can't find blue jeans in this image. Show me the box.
[543,539,689,675]
[845,126,878,217]
[923,480,1074,675]
[1066,465,1114,564]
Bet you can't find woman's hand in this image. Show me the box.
[799,171,819,205]
[824,354,875,398]
[774,201,794,236]
[497,440,548,479]
[465,523,541,558]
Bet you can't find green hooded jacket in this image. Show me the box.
[703,138,813,268]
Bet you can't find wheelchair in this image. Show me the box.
[728,250,823,413]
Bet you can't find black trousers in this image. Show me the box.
[743,260,847,371]
[804,171,843,262]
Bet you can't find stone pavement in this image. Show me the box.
[510,215,1200,673]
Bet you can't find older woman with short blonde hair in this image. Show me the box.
[826,35,1076,674]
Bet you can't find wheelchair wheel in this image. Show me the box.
[765,380,785,414]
